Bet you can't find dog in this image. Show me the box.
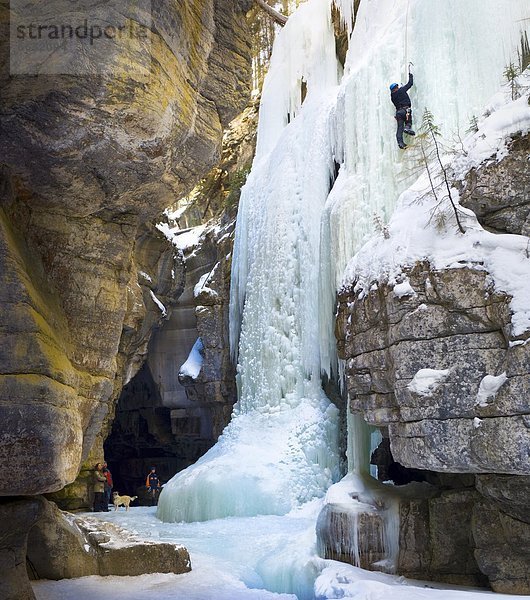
[112,492,138,511]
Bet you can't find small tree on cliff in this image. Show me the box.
[413,109,465,234]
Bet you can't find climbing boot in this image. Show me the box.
[404,128,415,136]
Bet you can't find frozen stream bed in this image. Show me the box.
[32,504,530,600]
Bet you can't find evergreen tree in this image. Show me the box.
[503,62,520,101]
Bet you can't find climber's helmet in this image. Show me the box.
[389,83,399,91]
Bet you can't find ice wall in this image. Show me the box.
[321,0,529,369]
[158,0,529,526]
[158,0,342,523]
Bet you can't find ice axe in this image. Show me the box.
[408,61,414,73]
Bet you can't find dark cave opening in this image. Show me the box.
[371,436,431,486]
[104,362,215,500]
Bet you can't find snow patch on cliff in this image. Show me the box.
[408,369,451,397]
[476,372,508,407]
[179,338,204,380]
[149,290,167,317]
[392,279,416,299]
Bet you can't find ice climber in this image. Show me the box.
[390,69,415,149]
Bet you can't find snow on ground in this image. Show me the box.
[315,564,528,600]
[32,506,314,600]
[32,506,530,600]
[33,570,296,600]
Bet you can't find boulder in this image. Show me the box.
[317,500,386,570]
[26,498,191,579]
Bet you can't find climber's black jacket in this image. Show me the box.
[391,73,414,109]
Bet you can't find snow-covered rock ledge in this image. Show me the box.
[27,499,191,580]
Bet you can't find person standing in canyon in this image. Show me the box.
[146,466,161,506]
[103,462,113,510]
[93,463,108,512]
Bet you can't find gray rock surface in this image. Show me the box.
[398,489,486,586]
[100,221,240,497]
[458,134,530,236]
[473,497,530,594]
[182,223,238,439]
[337,261,530,475]
[0,497,44,600]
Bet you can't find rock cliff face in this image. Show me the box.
[102,223,238,498]
[336,134,530,593]
[337,262,528,475]
[0,0,251,497]
[0,3,251,597]
[102,96,259,499]
[177,223,238,439]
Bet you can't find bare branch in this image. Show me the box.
[254,0,288,26]
[429,127,465,234]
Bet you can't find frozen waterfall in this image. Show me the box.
[158,0,528,528]
[158,0,342,523]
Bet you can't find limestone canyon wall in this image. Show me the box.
[0,0,252,497]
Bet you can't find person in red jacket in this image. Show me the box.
[146,466,161,505]
[103,462,113,510]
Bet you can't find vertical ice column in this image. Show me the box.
[230,0,343,415]
[158,0,343,524]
